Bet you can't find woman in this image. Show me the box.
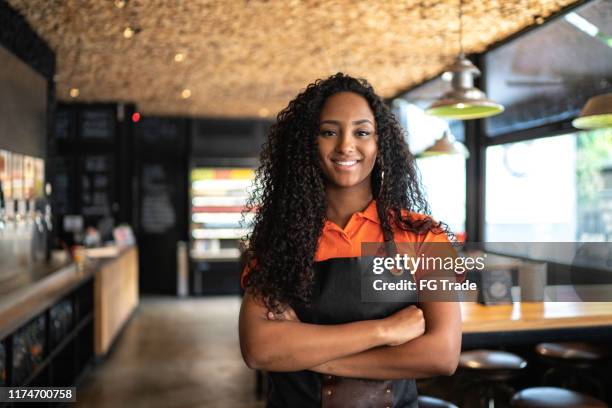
[239,73,462,407]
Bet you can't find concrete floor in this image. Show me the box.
[76,296,264,408]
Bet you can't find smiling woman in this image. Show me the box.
[239,73,463,408]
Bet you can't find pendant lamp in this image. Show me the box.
[417,130,469,158]
[572,93,612,129]
[426,0,504,120]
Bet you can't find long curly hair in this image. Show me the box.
[242,73,450,311]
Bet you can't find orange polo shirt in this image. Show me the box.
[241,199,458,288]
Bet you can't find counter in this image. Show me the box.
[461,299,612,348]
[0,245,138,388]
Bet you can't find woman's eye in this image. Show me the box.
[356,130,371,137]
[319,130,335,137]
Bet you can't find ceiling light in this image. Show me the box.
[123,27,135,39]
[69,88,80,98]
[174,53,186,62]
[564,12,599,38]
[114,0,126,9]
[181,89,192,99]
[417,130,469,158]
[572,93,612,129]
[426,0,504,120]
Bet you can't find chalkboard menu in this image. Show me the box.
[140,162,177,234]
[54,108,74,140]
[80,155,113,217]
[80,109,115,141]
[139,118,180,145]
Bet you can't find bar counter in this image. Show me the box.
[461,299,612,348]
[0,245,139,388]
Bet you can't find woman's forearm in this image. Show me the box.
[239,293,388,372]
[310,331,460,379]
[311,302,462,379]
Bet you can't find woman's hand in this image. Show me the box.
[267,305,301,322]
[380,305,425,346]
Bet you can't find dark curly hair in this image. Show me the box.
[242,73,451,311]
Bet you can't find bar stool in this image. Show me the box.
[535,342,608,399]
[510,387,607,408]
[417,395,459,408]
[457,350,528,408]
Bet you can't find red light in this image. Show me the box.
[131,112,141,122]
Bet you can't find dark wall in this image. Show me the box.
[0,0,55,158]
[192,118,269,161]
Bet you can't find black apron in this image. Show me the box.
[266,256,419,408]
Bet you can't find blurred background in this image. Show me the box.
[0,0,611,407]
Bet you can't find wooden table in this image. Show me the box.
[461,301,612,348]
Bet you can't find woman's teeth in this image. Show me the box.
[333,160,357,166]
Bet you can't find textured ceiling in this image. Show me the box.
[8,0,579,118]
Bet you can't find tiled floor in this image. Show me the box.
[76,296,264,408]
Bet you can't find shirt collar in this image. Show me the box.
[322,199,381,231]
[359,199,380,224]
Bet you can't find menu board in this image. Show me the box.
[0,150,10,200]
[80,109,115,140]
[11,153,23,200]
[23,156,34,200]
[34,158,44,198]
[50,157,72,215]
[138,118,182,149]
[54,108,73,140]
[80,155,113,216]
[0,150,45,205]
[141,163,176,234]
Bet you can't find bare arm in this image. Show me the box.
[238,290,425,372]
[310,301,462,379]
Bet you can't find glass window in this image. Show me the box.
[393,79,467,236]
[483,0,612,136]
[485,128,612,242]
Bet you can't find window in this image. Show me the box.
[483,0,612,136]
[393,78,467,236]
[485,128,612,242]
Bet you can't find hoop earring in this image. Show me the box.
[377,156,385,191]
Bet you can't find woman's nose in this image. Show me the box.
[335,131,355,153]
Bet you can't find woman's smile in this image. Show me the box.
[331,158,361,170]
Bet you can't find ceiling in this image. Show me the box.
[8,0,579,118]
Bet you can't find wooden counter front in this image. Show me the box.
[94,246,139,356]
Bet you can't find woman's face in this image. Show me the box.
[317,92,378,190]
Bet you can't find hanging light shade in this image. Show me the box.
[572,93,612,129]
[426,55,505,120]
[417,130,470,158]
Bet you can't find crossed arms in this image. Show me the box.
[238,291,462,380]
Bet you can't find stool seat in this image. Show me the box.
[535,342,609,361]
[417,395,459,408]
[460,350,528,371]
[511,387,607,408]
